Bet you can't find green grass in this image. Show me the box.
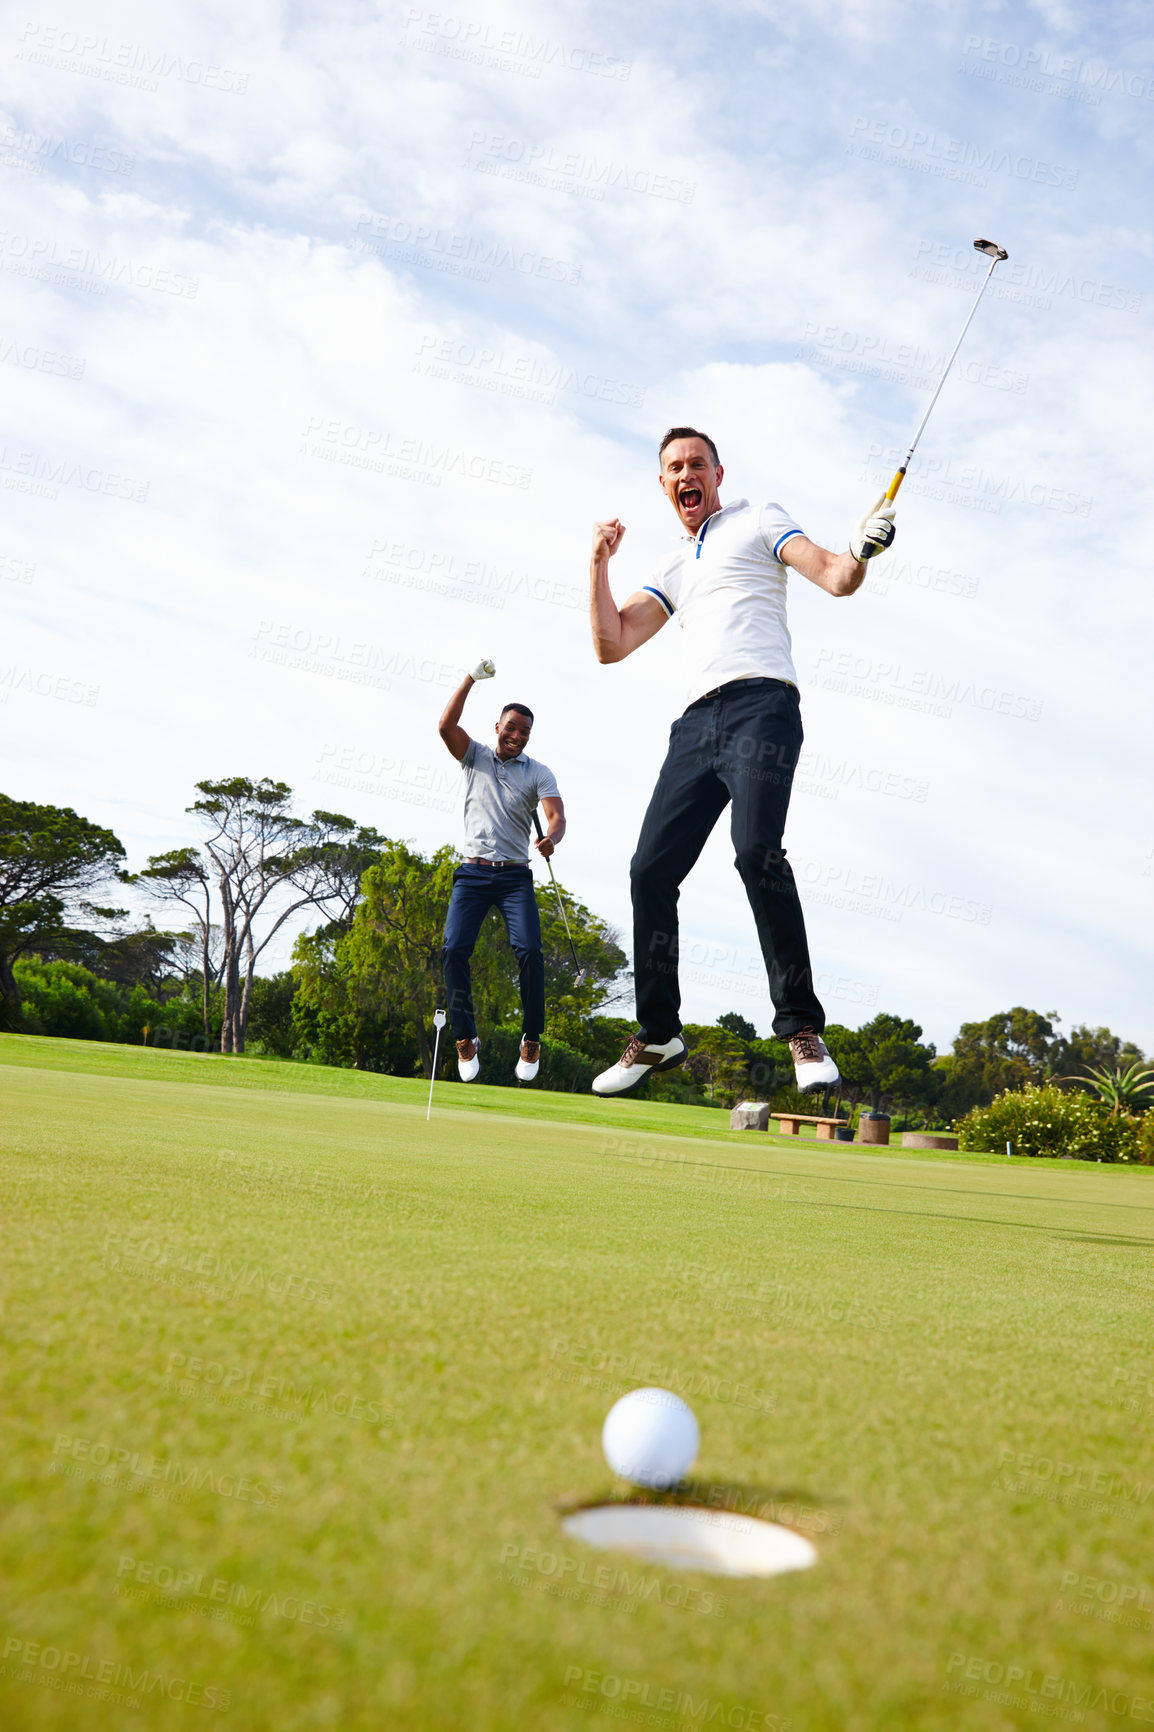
[3,1035,1153,1730]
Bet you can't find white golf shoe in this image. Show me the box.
[456,1036,480,1082]
[788,1029,839,1093]
[515,1037,540,1083]
[592,1032,687,1097]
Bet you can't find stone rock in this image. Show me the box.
[730,1102,770,1132]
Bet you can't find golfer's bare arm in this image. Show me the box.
[536,796,566,859]
[437,674,475,761]
[589,518,668,662]
[780,536,866,598]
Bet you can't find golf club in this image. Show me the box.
[532,809,587,988]
[426,1007,447,1120]
[883,237,1009,505]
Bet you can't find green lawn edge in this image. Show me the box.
[4,1032,1151,1177]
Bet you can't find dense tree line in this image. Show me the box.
[3,785,1149,1132]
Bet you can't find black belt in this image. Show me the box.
[691,676,796,703]
[463,857,526,868]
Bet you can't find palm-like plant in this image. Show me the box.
[1059,1060,1154,1117]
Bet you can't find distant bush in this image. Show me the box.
[1138,1114,1154,1167]
[14,957,207,1048]
[956,1083,1139,1162]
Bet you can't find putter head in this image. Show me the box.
[974,237,1008,261]
[573,968,588,989]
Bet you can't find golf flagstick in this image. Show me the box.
[532,810,587,988]
[882,238,1009,507]
[426,1008,447,1121]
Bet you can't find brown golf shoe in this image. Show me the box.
[787,1028,839,1092]
[515,1037,541,1082]
[456,1037,480,1082]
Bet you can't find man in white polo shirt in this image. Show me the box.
[437,658,566,1085]
[588,426,895,1098]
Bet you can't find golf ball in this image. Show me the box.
[602,1388,699,1489]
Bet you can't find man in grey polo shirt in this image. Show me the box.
[587,426,896,1098]
[437,658,566,1084]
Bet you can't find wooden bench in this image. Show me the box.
[772,1113,846,1140]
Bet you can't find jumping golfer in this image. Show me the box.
[588,427,895,1098]
[438,659,566,1084]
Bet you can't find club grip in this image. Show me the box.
[532,809,544,840]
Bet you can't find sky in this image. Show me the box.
[2,0,1152,1054]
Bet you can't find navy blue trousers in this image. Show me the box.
[629,678,825,1042]
[442,863,545,1041]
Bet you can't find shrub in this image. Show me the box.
[956,1083,1139,1162]
[1137,1114,1154,1167]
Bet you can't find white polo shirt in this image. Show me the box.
[643,498,805,707]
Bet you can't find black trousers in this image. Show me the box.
[630,678,825,1042]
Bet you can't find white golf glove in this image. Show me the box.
[849,496,897,562]
[470,657,496,681]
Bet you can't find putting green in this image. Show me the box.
[2,1036,1152,1730]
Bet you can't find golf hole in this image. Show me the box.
[561,1504,818,1578]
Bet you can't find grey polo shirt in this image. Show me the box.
[460,738,561,863]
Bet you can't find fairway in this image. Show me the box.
[3,1038,1153,1731]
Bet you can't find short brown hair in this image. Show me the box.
[500,703,534,724]
[659,426,720,467]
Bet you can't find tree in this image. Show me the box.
[683,1024,749,1104]
[291,841,632,1080]
[0,795,125,1030]
[718,1011,758,1043]
[139,779,385,1054]
[827,1013,938,1115]
[937,1007,1061,1118]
